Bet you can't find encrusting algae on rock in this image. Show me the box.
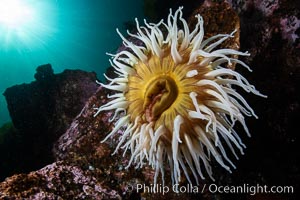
[94,7,267,187]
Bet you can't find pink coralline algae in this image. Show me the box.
[254,0,279,16]
[227,0,279,16]
[280,16,300,47]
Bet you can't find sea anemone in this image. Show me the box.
[95,7,266,186]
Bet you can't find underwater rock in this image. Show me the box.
[2,64,99,179]
[34,63,54,83]
[0,161,121,199]
[225,0,300,198]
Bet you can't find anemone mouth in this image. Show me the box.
[143,75,178,122]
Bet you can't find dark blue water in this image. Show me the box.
[0,0,144,126]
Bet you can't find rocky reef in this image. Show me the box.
[1,64,99,181]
